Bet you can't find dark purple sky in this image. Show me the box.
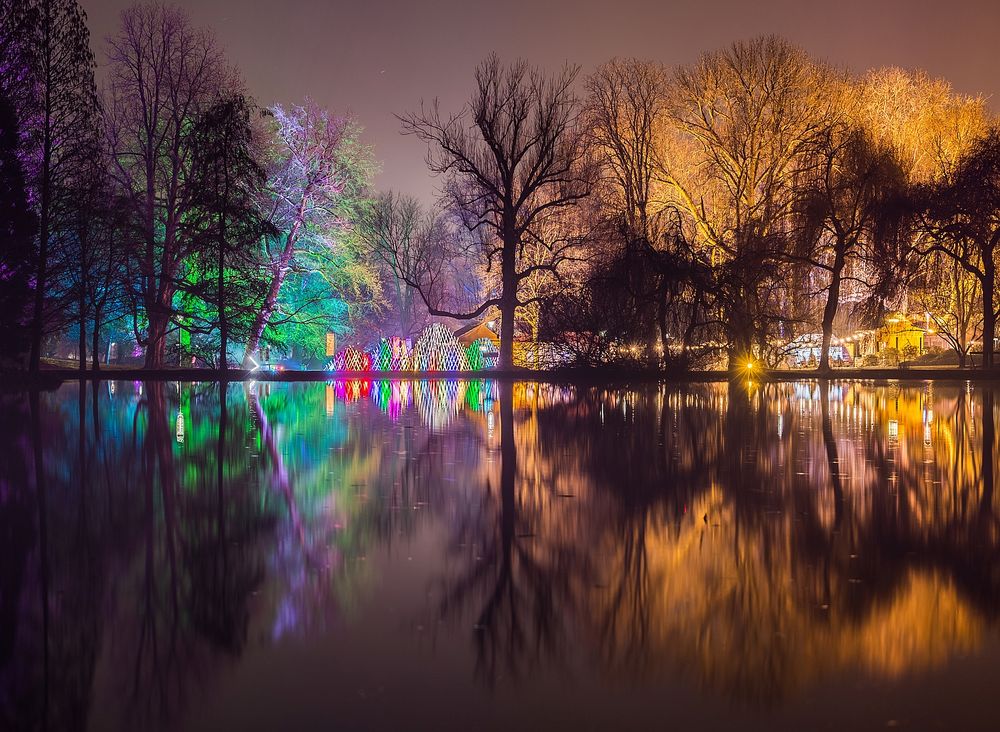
[82,0,999,203]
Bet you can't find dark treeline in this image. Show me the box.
[1,3,998,373]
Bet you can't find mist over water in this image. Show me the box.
[2,379,998,731]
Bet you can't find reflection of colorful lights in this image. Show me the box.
[370,379,413,420]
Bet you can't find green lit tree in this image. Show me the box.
[242,101,378,366]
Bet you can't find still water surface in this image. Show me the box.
[2,379,999,731]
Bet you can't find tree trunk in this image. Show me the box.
[78,290,86,374]
[818,249,845,373]
[983,389,994,513]
[218,213,228,371]
[983,262,995,369]
[243,198,307,368]
[243,265,282,369]
[144,306,170,368]
[498,233,517,370]
[30,168,50,373]
[91,308,101,371]
[29,7,53,374]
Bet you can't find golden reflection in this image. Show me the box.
[494,380,999,701]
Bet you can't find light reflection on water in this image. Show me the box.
[1,379,999,731]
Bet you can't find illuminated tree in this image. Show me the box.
[104,4,233,367]
[243,100,378,365]
[400,54,594,369]
[914,255,982,367]
[664,37,832,367]
[855,68,988,185]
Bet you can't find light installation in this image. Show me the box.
[326,326,497,373]
[331,345,371,371]
[410,323,471,371]
[466,337,499,371]
[370,336,412,371]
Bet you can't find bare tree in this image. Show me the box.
[104,4,232,368]
[914,254,982,367]
[400,54,593,369]
[585,58,671,246]
[356,191,436,338]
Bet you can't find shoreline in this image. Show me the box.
[4,365,1000,388]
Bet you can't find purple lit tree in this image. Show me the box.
[242,101,377,367]
[5,0,98,371]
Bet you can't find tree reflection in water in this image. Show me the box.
[0,378,998,729]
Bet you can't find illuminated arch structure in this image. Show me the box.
[370,336,412,371]
[331,345,371,372]
[411,323,471,371]
[327,325,495,373]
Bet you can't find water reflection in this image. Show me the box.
[1,378,998,729]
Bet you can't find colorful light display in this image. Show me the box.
[331,345,372,371]
[326,326,496,373]
[411,323,471,371]
[369,336,412,371]
[466,337,499,371]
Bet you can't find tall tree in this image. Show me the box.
[794,125,905,372]
[915,130,1000,368]
[189,94,272,370]
[585,58,670,247]
[242,101,376,366]
[584,58,708,363]
[400,54,594,369]
[664,37,831,368]
[104,4,232,368]
[19,0,98,371]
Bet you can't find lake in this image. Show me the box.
[2,378,998,731]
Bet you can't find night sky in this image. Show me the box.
[81,0,1000,203]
